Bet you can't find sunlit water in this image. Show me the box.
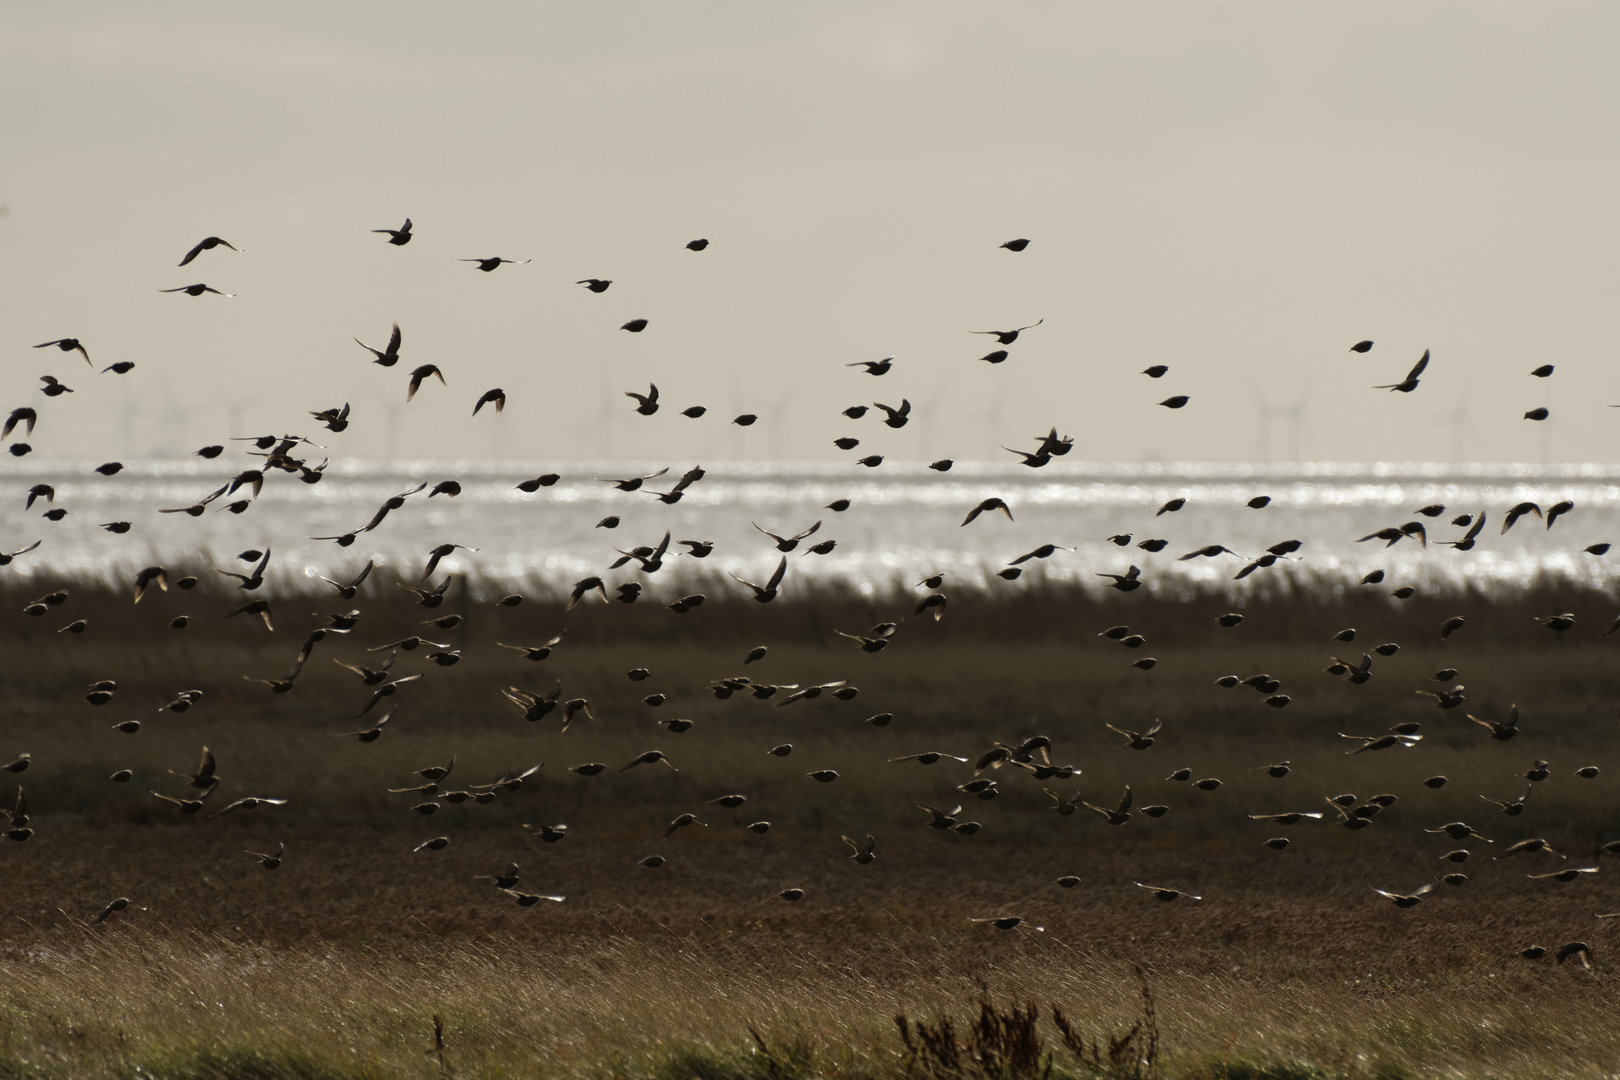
[4,458,1618,600]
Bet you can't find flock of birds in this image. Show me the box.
[5,225,1617,968]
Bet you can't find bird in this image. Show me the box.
[753,520,820,551]
[1000,238,1030,251]
[333,707,394,742]
[847,357,893,375]
[92,898,131,924]
[625,384,659,415]
[1501,502,1542,533]
[961,499,1013,526]
[422,544,477,580]
[1179,545,1242,561]
[160,283,234,297]
[310,403,351,432]
[1530,364,1554,377]
[405,365,445,402]
[1010,544,1070,565]
[1524,408,1549,421]
[658,812,702,839]
[355,323,403,367]
[1142,365,1169,378]
[4,409,37,438]
[621,319,649,333]
[576,279,612,292]
[1374,349,1430,392]
[1371,884,1433,908]
[1134,882,1200,902]
[623,751,677,774]
[245,842,284,870]
[39,375,72,397]
[212,796,289,818]
[373,218,412,244]
[731,557,788,603]
[890,751,968,766]
[472,389,506,416]
[1097,565,1143,592]
[178,236,239,266]
[35,339,91,365]
[1439,513,1488,550]
[459,257,530,271]
[215,547,272,591]
[1106,720,1161,750]
[970,916,1041,931]
[970,320,1042,345]
[1350,340,1373,353]
[1555,942,1592,968]
[1480,785,1534,816]
[872,400,911,428]
[843,834,877,863]
[1083,785,1133,826]
[1494,839,1564,861]
[1159,396,1190,409]
[1468,704,1520,741]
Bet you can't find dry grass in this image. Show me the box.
[3,576,1620,1078]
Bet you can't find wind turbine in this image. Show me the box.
[359,385,406,462]
[147,378,194,457]
[910,375,957,462]
[967,377,1014,462]
[1432,385,1483,465]
[1251,378,1313,462]
[591,369,624,462]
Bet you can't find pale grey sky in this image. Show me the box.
[5,2,1618,465]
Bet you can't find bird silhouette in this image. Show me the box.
[373,218,412,244]
[970,320,1042,345]
[178,236,239,266]
[459,257,529,271]
[1374,349,1430,392]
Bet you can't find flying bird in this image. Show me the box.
[731,556,787,603]
[626,384,659,415]
[1374,349,1429,392]
[355,323,402,367]
[177,236,239,266]
[35,339,91,365]
[970,319,1042,345]
[373,218,412,244]
[159,283,234,297]
[459,257,530,271]
[961,499,1013,526]
[405,365,445,401]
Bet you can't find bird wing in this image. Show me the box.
[1407,349,1430,381]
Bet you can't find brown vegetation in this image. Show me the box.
[2,576,1619,1077]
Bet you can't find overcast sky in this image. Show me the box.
[5,2,1619,466]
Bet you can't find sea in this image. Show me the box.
[4,458,1617,601]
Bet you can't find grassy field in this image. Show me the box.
[3,574,1620,1078]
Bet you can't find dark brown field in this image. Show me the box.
[3,576,1620,1078]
